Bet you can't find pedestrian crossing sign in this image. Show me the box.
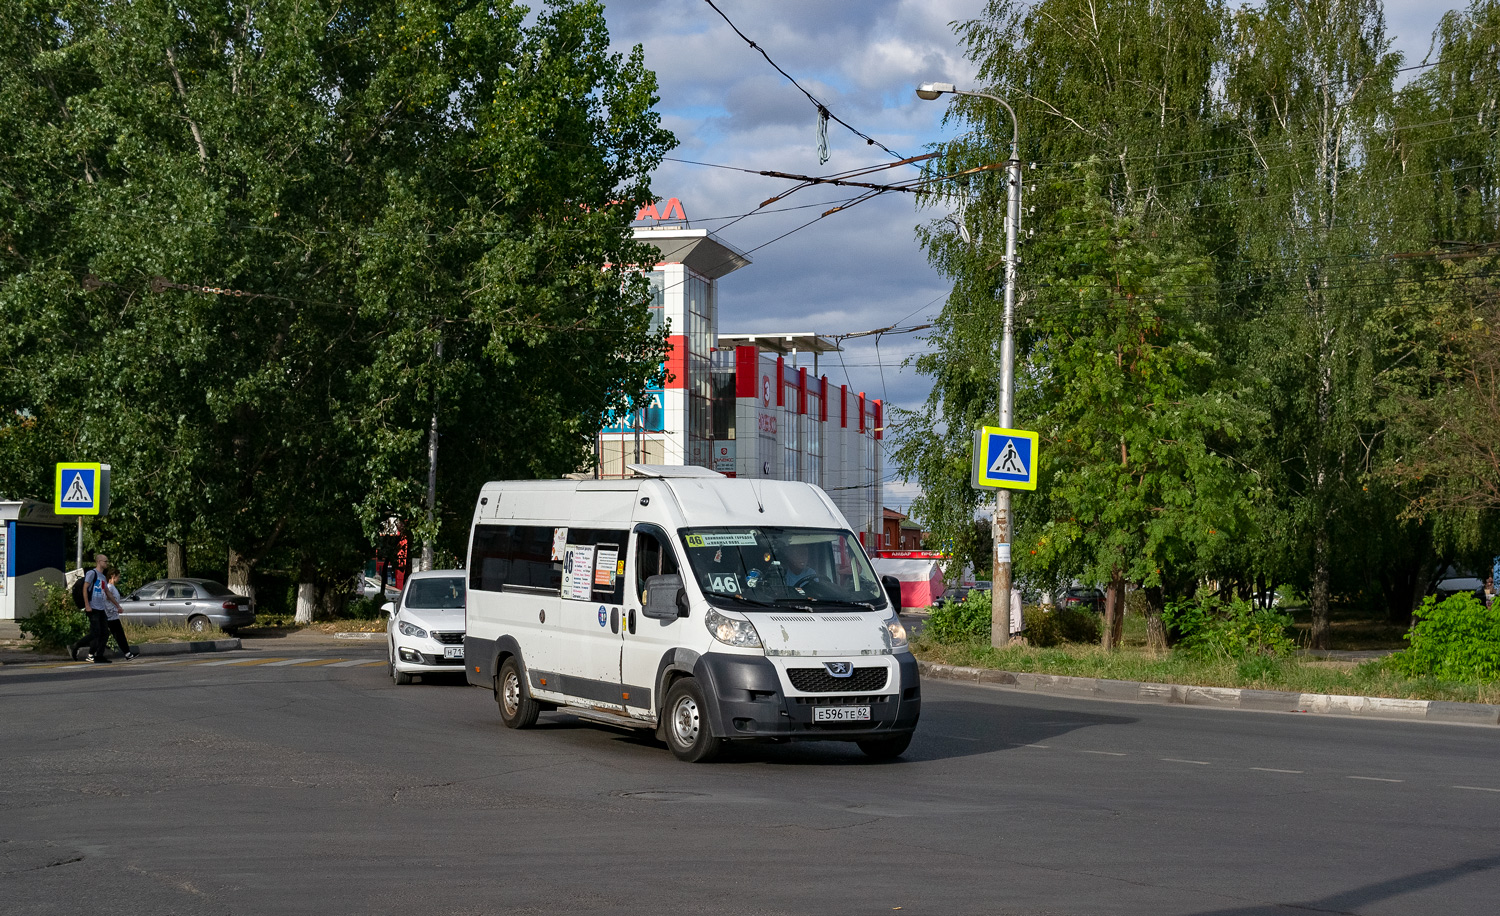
[55,463,109,515]
[971,427,1039,491]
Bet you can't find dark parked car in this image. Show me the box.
[118,578,255,633]
[1060,586,1105,612]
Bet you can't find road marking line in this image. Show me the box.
[1452,785,1500,793]
[1161,758,1211,765]
[257,658,319,667]
[1021,744,1050,749]
[357,661,385,667]
[1348,776,1403,783]
[292,659,346,667]
[1080,750,1127,756]
[326,659,376,667]
[1250,767,1303,774]
[223,658,295,667]
[192,659,250,666]
[935,734,980,742]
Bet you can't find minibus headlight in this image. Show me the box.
[705,608,762,649]
[398,621,428,639]
[883,612,909,650]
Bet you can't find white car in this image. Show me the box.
[386,570,468,685]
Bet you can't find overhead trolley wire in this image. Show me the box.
[700,0,906,160]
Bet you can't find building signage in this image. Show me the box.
[634,198,687,222]
[603,391,664,433]
[971,427,1039,491]
[713,440,736,474]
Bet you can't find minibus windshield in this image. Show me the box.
[678,527,886,610]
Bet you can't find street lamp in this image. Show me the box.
[917,81,1022,647]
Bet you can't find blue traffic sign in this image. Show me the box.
[55,463,109,515]
[971,427,1039,491]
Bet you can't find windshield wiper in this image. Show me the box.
[710,592,778,609]
[776,596,881,610]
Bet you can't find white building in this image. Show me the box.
[596,210,884,545]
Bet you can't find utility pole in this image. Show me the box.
[918,81,1022,647]
[420,337,442,573]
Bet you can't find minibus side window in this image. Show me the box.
[633,527,679,603]
[469,524,514,592]
[514,526,562,591]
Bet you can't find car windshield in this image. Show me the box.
[678,527,886,610]
[405,577,465,609]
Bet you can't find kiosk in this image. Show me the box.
[1,500,70,621]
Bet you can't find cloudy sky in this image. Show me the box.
[600,0,1462,511]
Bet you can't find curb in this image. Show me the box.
[916,661,1500,727]
[134,638,241,657]
[334,632,383,640]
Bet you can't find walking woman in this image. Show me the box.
[101,568,137,659]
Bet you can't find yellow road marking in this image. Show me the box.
[292,659,348,667]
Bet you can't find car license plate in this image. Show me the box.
[813,705,870,722]
[443,646,464,659]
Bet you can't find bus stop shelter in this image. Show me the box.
[1,500,70,621]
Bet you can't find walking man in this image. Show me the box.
[73,553,110,663]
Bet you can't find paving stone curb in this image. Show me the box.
[916,660,1500,727]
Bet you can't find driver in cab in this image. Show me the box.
[779,541,821,591]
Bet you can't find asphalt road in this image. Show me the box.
[2,650,1497,915]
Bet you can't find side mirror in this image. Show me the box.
[643,573,689,620]
[881,575,902,613]
[382,602,396,617]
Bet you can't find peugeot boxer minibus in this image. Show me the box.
[464,466,920,762]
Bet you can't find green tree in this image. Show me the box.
[0,0,672,603]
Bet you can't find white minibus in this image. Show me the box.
[464,466,920,762]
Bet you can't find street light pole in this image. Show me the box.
[917,81,1022,647]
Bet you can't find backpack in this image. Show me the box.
[70,570,98,610]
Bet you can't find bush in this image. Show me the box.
[18,581,88,650]
[1165,595,1294,660]
[344,596,388,620]
[923,589,993,642]
[1024,606,1102,647]
[1391,593,1500,681]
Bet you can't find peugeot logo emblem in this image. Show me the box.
[824,662,853,678]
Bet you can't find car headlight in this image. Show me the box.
[398,621,428,639]
[705,607,762,649]
[883,612,909,650]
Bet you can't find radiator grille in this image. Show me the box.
[431,631,464,646]
[787,667,888,693]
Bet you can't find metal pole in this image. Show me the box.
[76,518,83,572]
[918,83,1021,647]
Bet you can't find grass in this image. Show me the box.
[241,615,386,634]
[121,621,231,643]
[911,637,1500,705]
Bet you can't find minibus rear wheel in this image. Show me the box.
[497,657,540,729]
[663,678,723,763]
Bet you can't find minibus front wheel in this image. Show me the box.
[497,657,540,729]
[663,678,724,763]
[856,732,913,760]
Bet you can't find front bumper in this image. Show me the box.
[693,652,920,741]
[392,635,467,672]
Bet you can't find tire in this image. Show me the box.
[857,732,913,760]
[496,657,540,729]
[187,614,210,634]
[390,644,413,685]
[663,678,723,763]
